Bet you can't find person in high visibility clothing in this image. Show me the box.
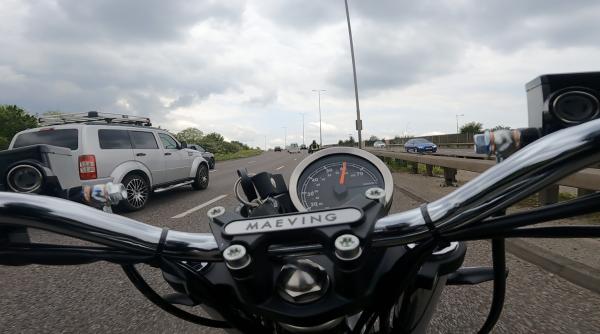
[308,140,320,153]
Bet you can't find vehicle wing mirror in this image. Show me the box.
[180,141,187,149]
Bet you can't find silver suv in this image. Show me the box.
[9,113,209,211]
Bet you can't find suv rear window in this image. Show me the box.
[98,129,132,149]
[13,129,78,150]
[130,131,158,149]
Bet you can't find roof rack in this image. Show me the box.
[39,111,152,127]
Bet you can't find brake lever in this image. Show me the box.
[446,266,509,285]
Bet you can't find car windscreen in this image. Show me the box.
[13,129,79,150]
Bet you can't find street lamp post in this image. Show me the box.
[344,0,363,148]
[456,114,464,133]
[264,135,267,151]
[312,89,326,146]
[299,112,306,146]
[282,127,287,148]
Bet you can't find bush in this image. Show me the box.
[175,128,252,156]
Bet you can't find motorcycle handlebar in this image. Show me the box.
[3,118,600,263]
[0,192,220,262]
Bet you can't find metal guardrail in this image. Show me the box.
[384,142,474,150]
[365,148,600,191]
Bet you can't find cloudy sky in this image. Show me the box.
[2,0,600,147]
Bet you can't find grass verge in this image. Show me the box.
[215,149,262,161]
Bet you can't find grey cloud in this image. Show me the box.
[245,90,278,107]
[255,1,342,31]
[1,0,599,141]
[25,0,245,43]
[329,22,465,95]
[168,94,197,109]
[312,0,600,94]
[349,0,600,50]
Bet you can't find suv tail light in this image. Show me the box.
[79,155,97,180]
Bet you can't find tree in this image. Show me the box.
[369,135,379,141]
[0,105,38,150]
[203,132,225,142]
[175,127,204,144]
[231,141,250,150]
[492,125,511,131]
[460,121,483,134]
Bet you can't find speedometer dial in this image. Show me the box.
[289,147,394,212]
[297,154,385,211]
[299,157,383,210]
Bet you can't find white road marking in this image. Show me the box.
[294,158,297,161]
[171,194,227,219]
[275,165,285,170]
[209,169,217,173]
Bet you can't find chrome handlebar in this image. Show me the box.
[2,119,600,261]
[0,193,220,261]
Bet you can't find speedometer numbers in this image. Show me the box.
[299,156,384,211]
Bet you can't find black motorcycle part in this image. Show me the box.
[415,242,467,290]
[446,266,507,285]
[251,172,288,199]
[477,238,507,334]
[122,264,231,328]
[204,195,400,327]
[237,169,258,202]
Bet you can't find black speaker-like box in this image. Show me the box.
[526,71,600,135]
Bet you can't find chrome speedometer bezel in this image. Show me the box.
[289,147,394,212]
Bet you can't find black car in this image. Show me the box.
[188,144,216,169]
[274,146,282,152]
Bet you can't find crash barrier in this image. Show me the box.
[365,148,599,205]
[364,133,475,149]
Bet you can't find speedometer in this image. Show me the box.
[289,147,393,211]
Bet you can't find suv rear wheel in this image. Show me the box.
[192,164,209,190]
[6,164,44,194]
[120,173,149,211]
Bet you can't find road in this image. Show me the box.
[1,151,599,333]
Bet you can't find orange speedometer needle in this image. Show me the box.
[339,161,347,185]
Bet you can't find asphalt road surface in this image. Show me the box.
[1,151,599,333]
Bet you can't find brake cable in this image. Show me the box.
[121,264,231,328]
[477,238,507,334]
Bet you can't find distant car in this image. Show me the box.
[188,144,215,169]
[404,138,437,153]
[287,143,301,154]
[300,144,307,150]
[373,141,386,148]
[274,146,282,152]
